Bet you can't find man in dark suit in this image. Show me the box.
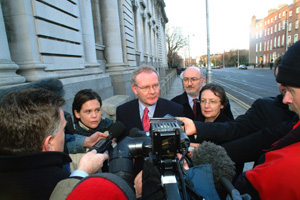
[116,65,184,138]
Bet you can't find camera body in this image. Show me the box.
[108,118,189,184]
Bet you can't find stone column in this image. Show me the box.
[1,0,53,81]
[78,0,99,68]
[100,0,126,71]
[0,0,25,86]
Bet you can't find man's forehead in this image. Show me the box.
[183,68,201,77]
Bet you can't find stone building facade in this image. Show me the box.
[0,0,173,114]
[249,0,300,65]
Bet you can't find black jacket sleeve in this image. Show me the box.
[221,120,294,165]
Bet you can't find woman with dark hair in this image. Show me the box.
[199,83,231,123]
[72,89,113,136]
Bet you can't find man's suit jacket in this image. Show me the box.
[171,92,234,121]
[116,98,184,139]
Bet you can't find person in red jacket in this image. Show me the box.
[234,40,300,199]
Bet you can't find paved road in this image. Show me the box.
[211,67,278,108]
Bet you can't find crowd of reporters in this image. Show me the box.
[1,40,300,199]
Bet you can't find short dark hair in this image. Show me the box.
[72,89,102,123]
[199,83,228,108]
[130,65,159,85]
[0,88,65,154]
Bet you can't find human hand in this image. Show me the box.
[187,143,200,158]
[83,132,108,148]
[134,170,143,198]
[177,153,189,170]
[77,150,109,175]
[176,117,197,136]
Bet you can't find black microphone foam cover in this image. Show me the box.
[129,127,140,137]
[191,141,236,189]
[0,78,64,100]
[110,121,126,138]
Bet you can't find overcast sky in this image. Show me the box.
[164,0,294,57]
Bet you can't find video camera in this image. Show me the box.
[108,117,190,199]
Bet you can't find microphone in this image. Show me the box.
[129,128,150,137]
[191,141,236,190]
[0,78,64,100]
[90,121,125,153]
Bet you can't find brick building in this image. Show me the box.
[250,0,300,65]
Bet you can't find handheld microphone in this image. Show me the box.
[90,121,125,153]
[191,141,236,190]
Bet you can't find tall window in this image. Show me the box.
[294,34,298,43]
[275,15,277,21]
[283,11,286,17]
[270,40,273,51]
[295,19,299,29]
[260,31,262,38]
[259,42,262,52]
[289,22,292,31]
[279,13,281,18]
[282,20,285,29]
[268,28,270,35]
[271,27,273,34]
[278,22,281,31]
[274,37,277,48]
[282,34,285,46]
[275,24,277,32]
[264,29,267,36]
[278,36,281,47]
[296,7,299,14]
[264,41,266,51]
[256,43,258,52]
[267,40,269,51]
[271,18,273,23]
[288,35,291,46]
[289,10,292,17]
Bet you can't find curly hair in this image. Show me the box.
[0,88,65,154]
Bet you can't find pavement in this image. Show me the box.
[164,76,247,118]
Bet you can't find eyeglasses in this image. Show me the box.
[135,83,160,92]
[183,77,202,83]
[200,99,221,105]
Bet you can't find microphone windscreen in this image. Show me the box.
[129,127,140,137]
[0,78,64,100]
[191,141,236,189]
[110,121,126,138]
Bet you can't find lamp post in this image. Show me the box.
[205,0,212,83]
[285,11,288,52]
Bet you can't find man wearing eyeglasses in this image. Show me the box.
[116,65,184,138]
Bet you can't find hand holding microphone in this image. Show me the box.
[89,121,125,153]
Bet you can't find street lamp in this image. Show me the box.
[205,0,212,83]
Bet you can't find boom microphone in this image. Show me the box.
[0,78,64,100]
[191,141,236,190]
[90,121,125,153]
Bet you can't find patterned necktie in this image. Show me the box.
[142,107,150,131]
[193,98,198,118]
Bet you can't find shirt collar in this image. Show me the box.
[138,100,157,119]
